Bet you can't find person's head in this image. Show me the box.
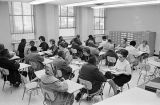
[50,39,55,45]
[117,49,128,62]
[57,51,65,59]
[21,39,26,44]
[59,42,66,50]
[130,41,136,47]
[59,36,63,40]
[108,39,112,43]
[30,46,37,52]
[39,36,45,42]
[142,40,148,47]
[88,55,98,65]
[29,41,35,47]
[44,65,56,76]
[0,43,5,52]
[123,38,127,43]
[88,35,94,39]
[76,35,80,39]
[83,47,90,56]
[102,36,107,41]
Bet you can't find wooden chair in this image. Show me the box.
[78,78,104,105]
[0,67,12,93]
[137,63,155,85]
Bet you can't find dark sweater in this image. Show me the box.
[79,63,106,93]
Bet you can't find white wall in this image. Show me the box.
[0,1,12,50]
[105,5,160,54]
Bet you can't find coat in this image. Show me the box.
[40,74,74,105]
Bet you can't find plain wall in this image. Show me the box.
[0,2,12,50]
[105,5,160,54]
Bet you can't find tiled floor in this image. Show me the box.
[0,61,155,105]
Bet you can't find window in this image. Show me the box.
[9,2,35,42]
[59,6,75,37]
[94,8,105,35]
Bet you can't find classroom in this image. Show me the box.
[0,0,160,105]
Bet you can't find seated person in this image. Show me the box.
[40,65,74,105]
[105,49,132,93]
[86,35,96,47]
[52,51,73,80]
[58,36,65,46]
[24,40,35,57]
[120,38,128,48]
[137,40,150,54]
[87,41,99,56]
[105,50,118,66]
[70,35,83,57]
[80,47,91,62]
[75,55,106,101]
[126,41,139,69]
[39,36,49,51]
[0,49,21,87]
[17,39,26,58]
[125,41,138,56]
[49,39,58,56]
[0,43,13,59]
[98,35,108,49]
[25,46,44,80]
[102,39,114,52]
[59,42,72,65]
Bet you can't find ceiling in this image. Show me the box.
[0,0,160,7]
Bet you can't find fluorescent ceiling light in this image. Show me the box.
[65,0,121,7]
[92,0,160,9]
[30,0,55,5]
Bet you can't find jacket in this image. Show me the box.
[40,74,74,105]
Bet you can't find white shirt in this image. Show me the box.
[125,46,139,56]
[114,59,131,75]
[99,40,108,48]
[137,44,150,54]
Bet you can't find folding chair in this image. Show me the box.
[78,78,105,105]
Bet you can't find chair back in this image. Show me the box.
[140,63,151,72]
[127,54,136,63]
[79,78,92,90]
[56,70,62,78]
[43,89,56,102]
[107,56,116,63]
[71,48,77,54]
[0,67,9,76]
[29,61,38,70]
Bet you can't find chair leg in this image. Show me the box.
[2,81,6,91]
[28,92,32,105]
[137,73,142,85]
[22,88,26,100]
[127,83,130,89]
[100,94,103,100]
[108,86,111,96]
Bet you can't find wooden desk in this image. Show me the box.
[10,55,20,60]
[65,80,84,94]
[148,60,160,67]
[99,51,106,56]
[43,58,53,65]
[69,64,81,72]
[19,63,31,71]
[94,87,160,105]
[34,69,45,79]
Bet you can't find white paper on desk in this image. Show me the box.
[145,82,160,89]
[65,80,84,94]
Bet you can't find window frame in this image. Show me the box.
[94,8,105,35]
[9,2,35,41]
